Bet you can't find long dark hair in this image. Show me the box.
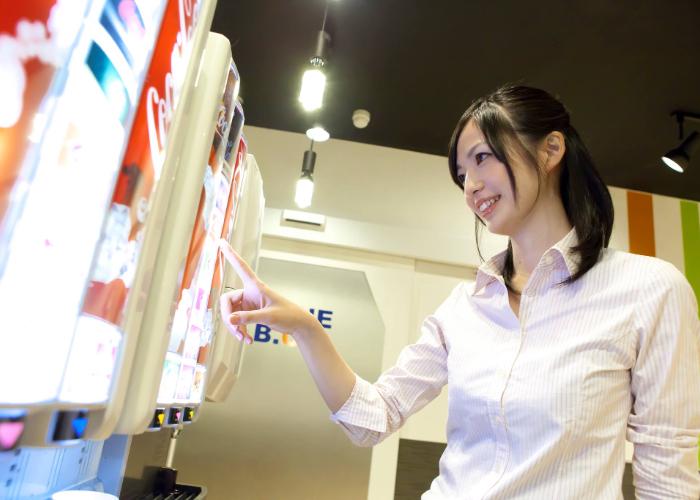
[447,84,614,288]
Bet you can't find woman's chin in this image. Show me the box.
[483,218,511,237]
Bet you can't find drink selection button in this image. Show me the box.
[183,407,195,422]
[52,410,88,442]
[150,409,166,429]
[0,418,25,451]
[167,407,182,425]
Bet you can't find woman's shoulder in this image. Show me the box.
[432,281,471,316]
[598,247,690,292]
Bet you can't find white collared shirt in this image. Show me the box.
[331,229,700,499]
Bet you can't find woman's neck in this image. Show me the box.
[509,198,572,280]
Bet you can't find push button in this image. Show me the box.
[183,407,195,422]
[167,408,182,425]
[150,409,166,429]
[52,410,88,441]
[0,415,25,451]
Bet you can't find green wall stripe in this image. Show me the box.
[680,200,700,461]
[680,200,700,306]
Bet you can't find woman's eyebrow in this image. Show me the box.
[465,141,485,159]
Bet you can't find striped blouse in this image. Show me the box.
[331,228,700,499]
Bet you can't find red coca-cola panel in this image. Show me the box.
[82,0,201,327]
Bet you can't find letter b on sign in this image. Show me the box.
[254,324,271,343]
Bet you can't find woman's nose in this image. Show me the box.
[464,174,483,195]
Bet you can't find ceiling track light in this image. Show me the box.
[298,2,332,112]
[662,111,700,173]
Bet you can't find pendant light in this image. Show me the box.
[295,141,316,208]
[298,4,331,112]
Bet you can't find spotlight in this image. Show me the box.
[662,131,698,173]
[662,111,700,173]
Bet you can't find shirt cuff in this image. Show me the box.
[329,374,388,433]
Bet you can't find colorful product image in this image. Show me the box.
[191,365,206,403]
[99,0,146,69]
[85,42,131,124]
[1,51,127,404]
[0,0,87,264]
[175,363,196,402]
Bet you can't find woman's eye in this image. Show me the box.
[475,152,490,165]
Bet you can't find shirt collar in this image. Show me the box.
[472,227,579,295]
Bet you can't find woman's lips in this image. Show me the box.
[477,195,500,218]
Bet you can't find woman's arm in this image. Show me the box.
[627,262,700,499]
[218,239,452,447]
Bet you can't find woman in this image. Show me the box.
[218,85,700,498]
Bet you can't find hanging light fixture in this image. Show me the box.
[662,111,700,173]
[306,125,330,142]
[294,1,333,209]
[299,67,326,111]
[295,141,316,208]
[298,4,331,111]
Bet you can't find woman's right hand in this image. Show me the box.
[218,239,318,344]
[219,240,356,412]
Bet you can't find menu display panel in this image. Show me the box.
[0,0,165,406]
[60,0,203,406]
[157,65,240,407]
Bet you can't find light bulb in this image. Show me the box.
[661,156,685,173]
[299,69,326,111]
[295,175,314,208]
[306,126,330,142]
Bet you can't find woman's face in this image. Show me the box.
[455,120,541,237]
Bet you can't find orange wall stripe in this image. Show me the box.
[627,191,656,257]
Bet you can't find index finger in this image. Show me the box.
[218,238,258,283]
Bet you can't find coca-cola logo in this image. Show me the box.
[145,0,201,175]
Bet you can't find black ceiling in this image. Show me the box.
[213,0,700,202]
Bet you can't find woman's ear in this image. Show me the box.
[543,131,566,172]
